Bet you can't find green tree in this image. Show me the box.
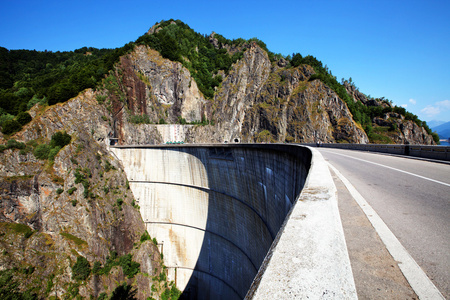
[291,53,303,67]
[16,111,32,125]
[110,283,137,300]
[1,119,22,135]
[50,131,71,148]
[71,256,91,281]
[33,144,51,159]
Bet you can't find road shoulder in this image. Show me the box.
[330,167,418,299]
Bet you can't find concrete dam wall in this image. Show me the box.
[111,144,356,299]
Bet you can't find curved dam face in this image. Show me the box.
[111,144,311,299]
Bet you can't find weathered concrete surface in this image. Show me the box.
[111,144,356,299]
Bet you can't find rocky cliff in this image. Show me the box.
[105,42,368,145]
[344,82,436,145]
[86,22,436,146]
[0,91,177,299]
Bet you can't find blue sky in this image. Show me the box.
[1,0,449,123]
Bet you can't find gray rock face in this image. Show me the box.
[104,43,370,145]
[0,91,168,299]
[344,82,436,145]
[125,46,207,123]
[191,43,368,144]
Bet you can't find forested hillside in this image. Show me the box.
[0,19,439,144]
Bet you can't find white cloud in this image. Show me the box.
[420,100,449,118]
[437,99,450,109]
[421,105,441,117]
[409,98,417,105]
[401,104,408,108]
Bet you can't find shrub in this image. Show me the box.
[140,230,151,243]
[50,131,71,148]
[48,146,61,161]
[27,95,47,109]
[16,112,32,125]
[74,168,90,198]
[129,114,151,124]
[0,113,15,128]
[56,188,64,195]
[119,254,140,278]
[0,139,26,153]
[161,285,181,300]
[7,139,25,150]
[96,95,107,104]
[116,198,124,210]
[432,132,440,144]
[110,283,137,300]
[104,160,115,172]
[1,119,22,135]
[33,144,52,160]
[71,256,91,281]
[97,292,108,300]
[92,261,102,275]
[67,187,77,195]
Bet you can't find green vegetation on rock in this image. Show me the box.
[71,256,91,281]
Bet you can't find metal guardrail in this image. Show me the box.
[301,143,450,161]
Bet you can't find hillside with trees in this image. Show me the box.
[0,19,439,144]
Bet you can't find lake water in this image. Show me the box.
[439,140,449,146]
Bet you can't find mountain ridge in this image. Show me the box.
[0,19,439,145]
[432,121,450,139]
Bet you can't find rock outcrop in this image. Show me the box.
[344,82,436,145]
[106,42,368,145]
[0,91,173,299]
[208,43,367,143]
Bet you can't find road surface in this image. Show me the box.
[318,148,450,298]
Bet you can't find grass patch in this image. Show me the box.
[3,175,34,183]
[60,232,87,247]
[368,132,394,144]
[3,222,34,238]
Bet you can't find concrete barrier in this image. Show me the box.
[304,143,450,161]
[111,144,356,299]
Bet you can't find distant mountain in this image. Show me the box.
[428,120,446,128]
[432,121,450,139]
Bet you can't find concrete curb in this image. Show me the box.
[248,147,357,299]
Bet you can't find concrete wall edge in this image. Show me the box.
[247,146,357,299]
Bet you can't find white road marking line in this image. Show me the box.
[326,150,450,187]
[328,162,445,300]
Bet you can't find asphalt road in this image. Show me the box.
[317,148,450,299]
